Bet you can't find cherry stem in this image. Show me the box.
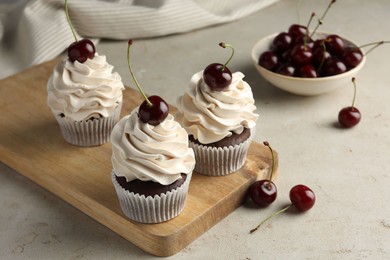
[263,141,275,182]
[65,0,78,42]
[127,40,152,107]
[250,204,292,234]
[351,77,357,108]
[359,41,390,56]
[303,12,316,49]
[219,42,234,71]
[317,40,327,72]
[310,0,336,37]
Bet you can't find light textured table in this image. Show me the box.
[1,0,390,259]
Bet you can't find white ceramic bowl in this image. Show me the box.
[251,32,366,96]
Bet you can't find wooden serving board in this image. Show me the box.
[0,59,278,257]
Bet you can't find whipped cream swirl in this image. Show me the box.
[176,71,258,144]
[111,109,195,185]
[47,54,124,121]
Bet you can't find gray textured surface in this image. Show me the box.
[1,0,390,259]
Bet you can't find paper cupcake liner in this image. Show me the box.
[111,171,192,224]
[54,103,122,147]
[189,133,254,176]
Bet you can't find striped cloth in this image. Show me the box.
[0,0,279,79]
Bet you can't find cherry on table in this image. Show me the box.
[250,184,316,234]
[249,141,277,207]
[338,77,361,128]
[203,42,235,91]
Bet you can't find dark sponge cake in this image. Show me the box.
[115,173,187,197]
[189,127,251,148]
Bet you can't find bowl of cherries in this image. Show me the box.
[251,28,366,96]
[251,0,371,96]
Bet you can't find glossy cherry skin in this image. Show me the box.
[323,58,347,76]
[342,48,363,68]
[249,180,277,207]
[272,32,293,54]
[258,51,279,71]
[312,47,331,68]
[325,34,345,56]
[276,63,295,76]
[289,184,315,212]
[138,95,169,126]
[291,43,313,66]
[203,63,232,91]
[297,64,317,78]
[338,106,361,128]
[288,24,308,41]
[68,39,96,63]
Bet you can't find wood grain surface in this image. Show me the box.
[0,58,278,256]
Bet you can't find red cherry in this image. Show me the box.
[65,0,95,63]
[249,141,277,207]
[276,63,295,76]
[342,47,363,68]
[249,180,277,207]
[338,77,361,128]
[203,63,232,91]
[203,42,234,91]
[297,64,317,78]
[289,184,316,212]
[288,24,308,41]
[338,107,361,128]
[68,39,96,63]
[250,184,315,233]
[272,32,293,54]
[312,46,331,68]
[290,43,313,66]
[138,95,169,126]
[258,51,279,71]
[325,34,346,56]
[127,40,169,126]
[323,58,347,76]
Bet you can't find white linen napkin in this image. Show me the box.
[0,0,279,79]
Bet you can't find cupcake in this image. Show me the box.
[176,43,258,176]
[47,53,124,146]
[110,39,195,223]
[111,109,195,223]
[47,2,124,146]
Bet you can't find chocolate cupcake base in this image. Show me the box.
[189,128,253,176]
[111,171,192,224]
[54,102,122,147]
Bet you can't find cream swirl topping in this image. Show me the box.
[111,109,195,185]
[176,71,258,144]
[47,54,124,121]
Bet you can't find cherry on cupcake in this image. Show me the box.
[127,40,169,126]
[338,77,361,128]
[249,141,277,207]
[250,184,316,234]
[65,0,95,63]
[203,42,235,91]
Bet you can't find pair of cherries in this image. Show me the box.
[249,142,316,233]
